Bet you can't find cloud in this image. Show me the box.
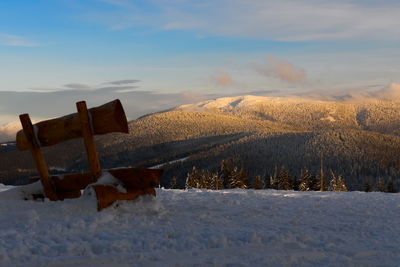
[87,0,400,41]
[105,79,140,85]
[370,82,400,101]
[95,86,139,93]
[252,56,306,83]
[211,71,234,86]
[289,82,400,102]
[63,83,92,90]
[29,79,140,93]
[0,81,217,126]
[0,33,37,47]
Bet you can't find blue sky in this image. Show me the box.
[0,0,400,124]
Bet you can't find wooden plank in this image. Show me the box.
[16,99,128,151]
[56,190,81,200]
[28,168,163,192]
[77,101,101,182]
[92,185,156,211]
[19,114,58,201]
[108,168,163,188]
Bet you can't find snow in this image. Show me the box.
[321,115,336,122]
[178,95,273,111]
[0,184,399,266]
[150,157,189,169]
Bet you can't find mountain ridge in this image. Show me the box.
[1,95,400,190]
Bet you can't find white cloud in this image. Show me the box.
[371,82,400,101]
[91,0,400,41]
[0,33,37,47]
[63,83,92,90]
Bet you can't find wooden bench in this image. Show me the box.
[16,99,162,210]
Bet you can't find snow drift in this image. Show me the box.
[0,185,399,266]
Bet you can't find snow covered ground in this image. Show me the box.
[0,184,399,266]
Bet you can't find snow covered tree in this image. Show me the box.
[298,168,318,191]
[329,170,348,191]
[270,166,279,189]
[185,166,201,189]
[199,170,210,188]
[211,172,223,190]
[228,167,248,189]
[220,157,248,189]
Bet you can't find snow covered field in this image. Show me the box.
[0,184,399,266]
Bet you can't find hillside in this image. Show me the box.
[177,95,400,134]
[1,95,400,190]
[0,185,399,266]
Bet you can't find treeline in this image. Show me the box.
[170,157,398,193]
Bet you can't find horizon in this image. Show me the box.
[1,0,400,125]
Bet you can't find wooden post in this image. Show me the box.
[19,114,58,200]
[76,101,101,182]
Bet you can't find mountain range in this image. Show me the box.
[1,94,400,190]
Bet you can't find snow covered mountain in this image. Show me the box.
[175,95,400,134]
[0,121,21,143]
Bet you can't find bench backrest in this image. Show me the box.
[16,99,128,150]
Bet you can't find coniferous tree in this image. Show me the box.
[329,170,348,191]
[220,159,234,189]
[386,178,397,193]
[238,168,248,188]
[319,156,327,191]
[211,172,223,190]
[292,175,299,191]
[185,166,201,189]
[376,177,386,192]
[252,175,263,190]
[270,166,279,189]
[229,167,248,189]
[298,167,318,191]
[199,170,211,188]
[277,166,293,190]
[170,176,178,189]
[363,178,373,192]
[263,172,271,189]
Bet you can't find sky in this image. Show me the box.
[1,0,400,125]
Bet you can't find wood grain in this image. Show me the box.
[19,114,58,201]
[77,101,101,182]
[16,99,128,150]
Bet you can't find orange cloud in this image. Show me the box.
[252,56,306,83]
[211,70,234,86]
